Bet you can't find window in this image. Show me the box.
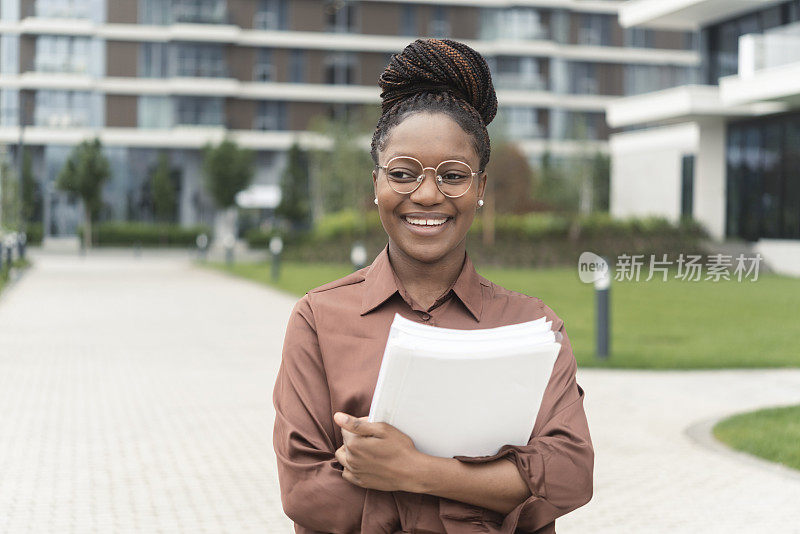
[325,0,357,33]
[138,95,173,128]
[36,0,89,19]
[140,0,171,25]
[175,96,224,125]
[324,52,356,85]
[624,64,698,96]
[429,6,450,38]
[255,0,288,30]
[141,42,169,77]
[172,0,227,24]
[34,90,91,127]
[290,49,305,83]
[491,56,545,90]
[254,48,273,82]
[35,35,90,73]
[401,5,416,37]
[625,28,654,48]
[726,113,800,240]
[175,43,226,77]
[482,7,545,41]
[501,107,542,138]
[570,62,597,94]
[254,101,286,130]
[578,14,611,46]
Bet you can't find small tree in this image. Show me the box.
[276,142,311,230]
[57,138,110,249]
[202,138,254,242]
[151,152,177,223]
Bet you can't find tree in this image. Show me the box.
[202,138,254,244]
[202,138,254,210]
[308,114,374,219]
[57,138,110,249]
[21,151,41,226]
[485,140,538,215]
[151,152,177,223]
[276,143,311,230]
[591,151,610,213]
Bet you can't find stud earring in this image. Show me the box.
[374,198,378,205]
[478,199,484,207]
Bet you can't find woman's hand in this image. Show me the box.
[333,412,426,493]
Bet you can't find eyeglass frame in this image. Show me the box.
[374,155,483,199]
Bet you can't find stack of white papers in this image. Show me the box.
[368,313,561,458]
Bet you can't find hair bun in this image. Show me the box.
[379,38,498,126]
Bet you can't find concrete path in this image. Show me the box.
[1,251,799,533]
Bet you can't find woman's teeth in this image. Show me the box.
[405,216,448,226]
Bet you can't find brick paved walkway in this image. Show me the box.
[1,251,798,533]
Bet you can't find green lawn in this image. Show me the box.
[203,260,800,369]
[713,405,800,471]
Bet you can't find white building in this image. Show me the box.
[608,0,800,276]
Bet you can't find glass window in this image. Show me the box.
[401,5,416,37]
[325,0,357,33]
[255,0,288,30]
[500,107,542,138]
[34,90,91,127]
[625,28,654,48]
[140,0,171,25]
[254,100,286,130]
[578,14,611,46]
[290,49,305,83]
[35,35,91,74]
[175,96,224,125]
[172,0,227,24]
[481,7,544,41]
[570,62,597,94]
[175,42,226,78]
[783,118,800,238]
[254,48,273,82]
[36,0,89,19]
[141,42,169,78]
[138,95,173,128]
[491,56,545,90]
[324,52,356,85]
[429,6,450,38]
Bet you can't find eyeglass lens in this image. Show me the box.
[384,157,473,197]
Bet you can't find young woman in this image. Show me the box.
[273,39,593,534]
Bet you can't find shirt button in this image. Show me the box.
[420,313,430,321]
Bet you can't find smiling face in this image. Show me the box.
[372,112,487,265]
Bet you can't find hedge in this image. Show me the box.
[78,222,212,247]
[251,210,710,267]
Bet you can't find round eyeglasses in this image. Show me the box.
[375,156,480,198]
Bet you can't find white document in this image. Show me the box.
[368,313,561,458]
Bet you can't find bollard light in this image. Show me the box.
[196,233,209,261]
[18,232,26,261]
[351,242,368,272]
[224,234,236,267]
[269,235,283,282]
[594,256,611,360]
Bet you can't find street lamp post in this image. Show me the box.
[350,242,367,272]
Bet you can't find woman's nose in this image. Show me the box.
[409,168,444,204]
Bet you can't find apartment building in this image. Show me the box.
[0,0,697,236]
[607,0,800,276]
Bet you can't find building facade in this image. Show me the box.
[608,0,800,275]
[0,0,696,236]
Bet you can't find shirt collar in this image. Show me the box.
[360,244,487,321]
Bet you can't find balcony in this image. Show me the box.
[720,23,800,107]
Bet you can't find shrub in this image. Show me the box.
[78,222,212,247]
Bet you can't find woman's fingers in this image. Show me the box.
[334,445,348,469]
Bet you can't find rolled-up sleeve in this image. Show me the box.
[272,295,367,533]
[451,308,594,533]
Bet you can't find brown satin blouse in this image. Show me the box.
[273,244,594,534]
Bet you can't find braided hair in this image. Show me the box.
[370,38,498,171]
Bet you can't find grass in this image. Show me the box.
[713,405,800,471]
[203,260,800,369]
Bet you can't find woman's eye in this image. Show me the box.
[442,173,469,183]
[389,170,417,182]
